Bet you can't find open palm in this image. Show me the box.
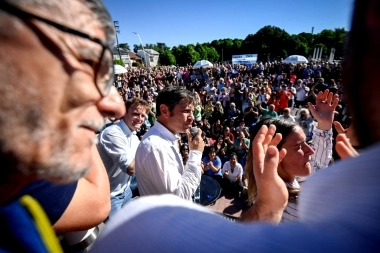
[308,89,339,130]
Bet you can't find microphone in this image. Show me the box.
[189,127,198,139]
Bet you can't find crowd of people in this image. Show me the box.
[1,0,379,252]
[110,55,347,200]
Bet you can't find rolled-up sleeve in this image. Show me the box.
[310,128,333,171]
[99,131,134,173]
[298,128,333,182]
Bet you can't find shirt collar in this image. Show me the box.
[117,120,136,136]
[153,121,179,142]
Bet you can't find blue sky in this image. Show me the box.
[102,0,354,49]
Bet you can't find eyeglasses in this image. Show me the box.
[0,1,114,97]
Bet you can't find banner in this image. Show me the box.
[232,54,258,65]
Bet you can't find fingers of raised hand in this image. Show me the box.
[261,146,280,179]
[331,94,340,108]
[263,124,276,146]
[253,125,269,179]
[326,91,334,104]
[253,125,268,150]
[336,133,359,159]
[278,148,287,163]
[333,121,346,134]
[270,132,282,146]
[317,90,325,101]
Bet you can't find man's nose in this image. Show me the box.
[96,87,125,119]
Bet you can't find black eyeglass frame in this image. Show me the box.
[0,1,115,97]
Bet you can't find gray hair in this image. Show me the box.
[1,0,115,46]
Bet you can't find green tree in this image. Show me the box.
[210,38,242,62]
[195,43,208,59]
[133,44,141,53]
[242,25,291,61]
[171,45,185,65]
[332,28,348,58]
[156,42,170,54]
[288,35,309,57]
[297,32,313,45]
[205,46,219,63]
[312,28,348,59]
[159,49,176,65]
[113,59,125,67]
[314,29,335,49]
[118,43,130,50]
[174,44,200,66]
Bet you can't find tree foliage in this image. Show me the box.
[121,25,348,65]
[113,59,125,67]
[159,49,176,65]
[118,43,130,50]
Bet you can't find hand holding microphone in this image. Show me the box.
[187,127,205,153]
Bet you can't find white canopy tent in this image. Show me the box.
[193,60,213,69]
[283,55,308,64]
[114,64,128,74]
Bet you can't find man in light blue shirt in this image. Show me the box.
[97,98,149,217]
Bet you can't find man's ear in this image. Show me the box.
[159,104,170,118]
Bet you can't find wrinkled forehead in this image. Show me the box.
[27,1,107,40]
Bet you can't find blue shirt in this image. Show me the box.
[202,156,222,176]
[97,120,140,197]
[0,195,63,252]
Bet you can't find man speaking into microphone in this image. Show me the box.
[135,86,205,200]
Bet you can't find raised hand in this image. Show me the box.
[241,124,287,224]
[307,89,339,131]
[335,133,359,159]
[333,121,360,147]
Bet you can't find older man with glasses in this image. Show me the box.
[0,1,124,252]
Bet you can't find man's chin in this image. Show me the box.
[132,125,142,131]
[39,166,89,184]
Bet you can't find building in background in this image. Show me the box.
[137,49,160,67]
[112,47,132,68]
[128,51,143,67]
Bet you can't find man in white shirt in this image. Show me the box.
[295,79,310,108]
[135,86,205,200]
[91,1,380,251]
[97,98,150,217]
[278,108,295,122]
[287,84,296,108]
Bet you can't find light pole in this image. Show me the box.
[113,21,122,61]
[132,32,148,67]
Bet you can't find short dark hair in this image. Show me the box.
[229,152,238,159]
[155,86,195,117]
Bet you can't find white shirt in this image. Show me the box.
[297,127,333,182]
[296,86,308,101]
[135,121,202,200]
[92,144,380,253]
[278,115,296,122]
[222,161,243,182]
[97,120,139,197]
[281,127,333,223]
[258,93,267,103]
[288,87,296,100]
